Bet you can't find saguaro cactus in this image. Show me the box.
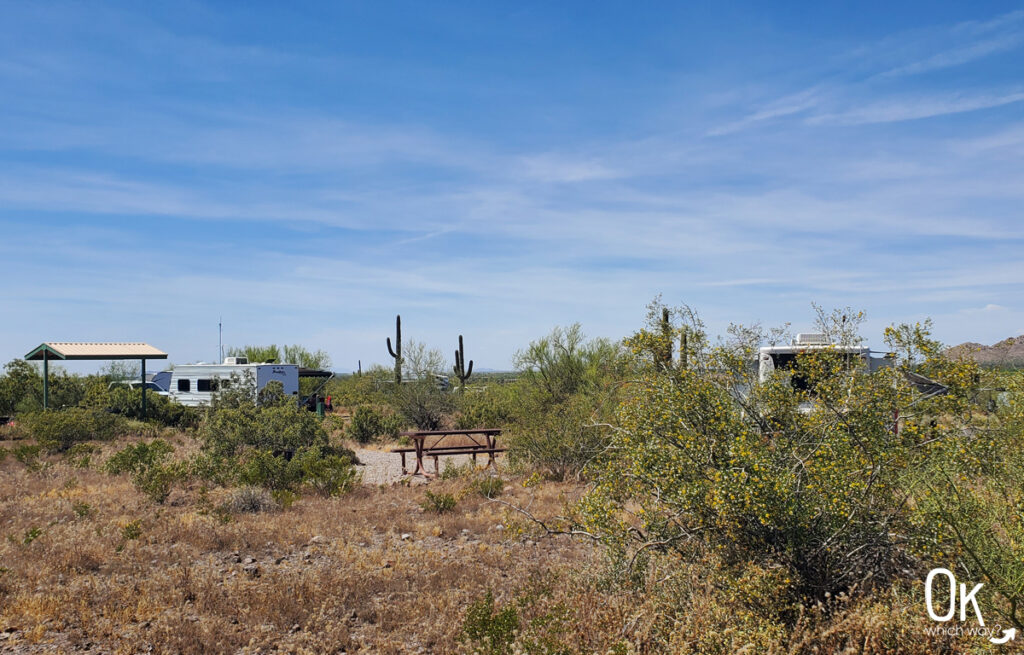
[679,326,688,369]
[657,307,673,370]
[386,314,402,383]
[453,334,473,388]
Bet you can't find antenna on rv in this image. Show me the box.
[218,317,223,363]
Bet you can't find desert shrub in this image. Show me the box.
[67,442,97,468]
[133,465,180,504]
[0,359,91,415]
[226,486,279,513]
[389,340,455,430]
[104,440,181,503]
[105,439,174,475]
[460,590,519,655]
[323,366,392,408]
[23,527,43,545]
[12,444,43,470]
[236,449,300,490]
[440,460,473,480]
[19,408,129,452]
[236,445,358,494]
[294,447,360,496]
[507,393,611,481]
[347,405,402,443]
[199,404,327,458]
[474,475,505,498]
[79,382,199,428]
[421,490,457,513]
[120,520,142,541]
[453,383,519,430]
[904,365,1024,628]
[0,422,25,441]
[0,447,6,463]
[392,379,454,431]
[505,325,625,480]
[513,324,624,405]
[579,308,983,601]
[187,451,235,485]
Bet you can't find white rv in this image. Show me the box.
[758,333,892,390]
[167,357,300,407]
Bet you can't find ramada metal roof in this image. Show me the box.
[25,342,168,361]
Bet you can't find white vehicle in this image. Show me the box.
[758,333,892,395]
[167,357,300,407]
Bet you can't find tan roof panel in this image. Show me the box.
[25,342,168,360]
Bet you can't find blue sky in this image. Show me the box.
[1,2,1022,372]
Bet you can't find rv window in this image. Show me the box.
[197,379,219,392]
[771,354,810,392]
[177,379,191,392]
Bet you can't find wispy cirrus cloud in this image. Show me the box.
[807,90,1024,126]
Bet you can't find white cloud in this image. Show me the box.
[808,91,1024,126]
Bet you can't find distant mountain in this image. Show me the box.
[946,336,1024,368]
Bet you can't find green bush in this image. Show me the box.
[579,311,984,601]
[460,590,519,655]
[454,384,519,430]
[20,408,129,452]
[440,460,473,480]
[186,451,232,485]
[505,325,625,480]
[507,393,611,481]
[347,405,402,443]
[294,447,360,496]
[392,379,454,431]
[421,490,457,513]
[236,449,300,490]
[474,476,505,498]
[104,440,181,503]
[199,404,327,458]
[322,366,392,409]
[12,444,42,470]
[236,446,358,494]
[121,520,142,541]
[0,359,90,415]
[79,382,198,428]
[104,439,174,475]
[23,527,43,545]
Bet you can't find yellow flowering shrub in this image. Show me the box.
[580,306,984,602]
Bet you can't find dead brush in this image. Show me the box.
[225,485,278,513]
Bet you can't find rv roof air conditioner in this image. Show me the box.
[794,333,830,346]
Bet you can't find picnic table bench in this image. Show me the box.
[392,428,504,478]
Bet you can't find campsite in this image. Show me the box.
[2,3,1022,652]
[2,307,1023,653]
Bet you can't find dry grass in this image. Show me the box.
[0,434,977,654]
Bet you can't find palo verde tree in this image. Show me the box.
[227,344,331,369]
[578,303,984,604]
[508,324,626,480]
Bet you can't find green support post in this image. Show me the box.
[43,349,49,411]
[141,358,147,419]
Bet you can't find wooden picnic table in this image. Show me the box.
[393,428,504,478]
